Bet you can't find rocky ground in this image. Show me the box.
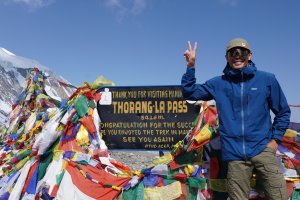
[109,150,162,171]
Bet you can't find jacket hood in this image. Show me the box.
[223,61,257,80]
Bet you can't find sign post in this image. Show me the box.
[97,86,199,150]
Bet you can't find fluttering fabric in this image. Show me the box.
[0,68,299,200]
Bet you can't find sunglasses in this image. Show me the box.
[227,48,250,58]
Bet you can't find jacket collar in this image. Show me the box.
[223,61,257,80]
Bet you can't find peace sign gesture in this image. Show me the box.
[184,41,198,68]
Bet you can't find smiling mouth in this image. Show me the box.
[233,59,244,63]
[233,61,242,64]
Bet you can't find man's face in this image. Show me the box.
[226,47,252,69]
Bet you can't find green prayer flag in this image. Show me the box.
[77,160,89,165]
[168,168,180,175]
[122,182,144,200]
[187,177,206,189]
[72,114,79,124]
[73,95,88,118]
[185,185,197,200]
[89,100,96,109]
[37,138,59,181]
[18,149,33,160]
[174,150,197,165]
[292,189,300,200]
[164,177,177,185]
[56,171,65,185]
[192,114,200,127]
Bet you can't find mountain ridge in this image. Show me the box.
[0,47,75,125]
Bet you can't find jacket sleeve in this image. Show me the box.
[268,75,291,142]
[181,67,214,101]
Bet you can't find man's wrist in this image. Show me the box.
[187,64,195,68]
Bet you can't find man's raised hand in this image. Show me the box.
[184,41,198,68]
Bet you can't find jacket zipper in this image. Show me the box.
[241,72,247,160]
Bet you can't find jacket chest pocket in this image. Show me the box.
[247,87,268,117]
[224,89,239,120]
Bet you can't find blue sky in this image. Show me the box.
[0,0,299,122]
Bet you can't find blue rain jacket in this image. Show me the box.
[181,62,291,161]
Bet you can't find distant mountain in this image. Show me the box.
[0,47,75,125]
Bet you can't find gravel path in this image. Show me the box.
[109,150,160,171]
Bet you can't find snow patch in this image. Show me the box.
[62,87,72,97]
[0,100,11,114]
[0,48,15,56]
[45,85,62,101]
[0,47,49,70]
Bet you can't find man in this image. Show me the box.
[181,38,290,200]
